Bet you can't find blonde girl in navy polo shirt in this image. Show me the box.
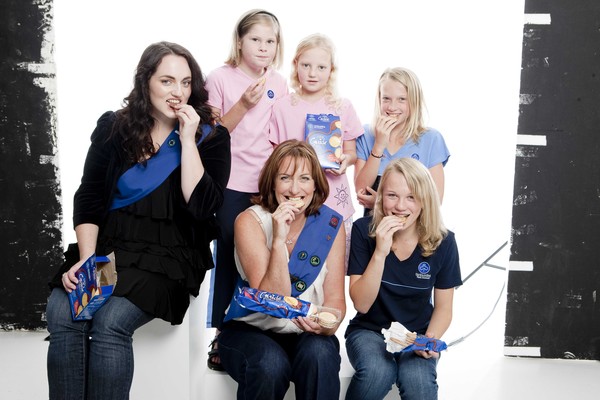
[345,157,462,400]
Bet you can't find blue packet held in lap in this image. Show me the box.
[235,287,311,319]
[233,287,342,328]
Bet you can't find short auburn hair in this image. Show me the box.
[254,140,329,216]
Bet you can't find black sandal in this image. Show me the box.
[207,336,224,371]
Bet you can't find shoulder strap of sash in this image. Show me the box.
[288,205,342,296]
[110,124,212,210]
[223,205,343,322]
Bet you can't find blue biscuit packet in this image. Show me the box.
[402,336,448,352]
[235,287,311,319]
[305,113,342,170]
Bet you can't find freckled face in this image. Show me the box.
[381,170,421,228]
[274,156,316,213]
[149,54,192,126]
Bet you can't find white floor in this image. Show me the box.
[2,243,600,399]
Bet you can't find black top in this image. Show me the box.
[50,111,231,324]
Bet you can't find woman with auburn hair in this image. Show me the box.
[218,139,346,400]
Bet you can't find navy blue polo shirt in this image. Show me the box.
[345,216,462,337]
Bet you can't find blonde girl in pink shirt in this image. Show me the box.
[269,33,363,266]
[205,9,288,371]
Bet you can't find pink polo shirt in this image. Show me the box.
[206,65,288,193]
[269,94,364,220]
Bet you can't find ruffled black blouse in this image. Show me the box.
[50,111,231,325]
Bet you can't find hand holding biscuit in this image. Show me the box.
[239,78,266,110]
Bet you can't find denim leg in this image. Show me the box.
[218,323,292,400]
[46,288,91,400]
[86,295,153,400]
[345,329,396,400]
[291,332,341,400]
[395,351,439,400]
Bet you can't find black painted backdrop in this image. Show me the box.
[507,0,600,360]
[0,0,63,330]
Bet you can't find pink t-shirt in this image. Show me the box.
[206,65,288,193]
[269,94,363,220]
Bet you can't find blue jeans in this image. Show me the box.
[46,288,153,400]
[345,328,439,400]
[218,321,341,400]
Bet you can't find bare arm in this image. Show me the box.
[219,79,266,133]
[234,204,297,295]
[348,216,403,313]
[428,163,445,204]
[426,287,455,340]
[354,153,381,192]
[176,105,203,202]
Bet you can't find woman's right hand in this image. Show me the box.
[374,215,404,255]
[61,259,87,293]
[271,201,300,244]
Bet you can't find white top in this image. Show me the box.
[233,205,328,334]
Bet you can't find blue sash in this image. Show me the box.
[110,124,212,210]
[224,205,342,321]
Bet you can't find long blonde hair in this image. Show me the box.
[372,67,427,144]
[225,9,284,69]
[369,158,446,257]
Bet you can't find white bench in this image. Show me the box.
[130,277,399,399]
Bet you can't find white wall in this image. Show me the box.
[2,0,531,399]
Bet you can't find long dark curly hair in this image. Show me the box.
[112,41,216,163]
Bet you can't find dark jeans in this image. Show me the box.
[46,288,153,400]
[218,321,341,400]
[208,188,254,329]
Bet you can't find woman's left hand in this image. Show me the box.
[293,316,329,335]
[174,104,200,144]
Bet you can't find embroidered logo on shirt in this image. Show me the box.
[416,262,431,279]
[411,153,420,161]
[267,90,274,99]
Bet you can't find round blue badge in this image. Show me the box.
[411,153,420,160]
[418,262,430,274]
[267,90,274,99]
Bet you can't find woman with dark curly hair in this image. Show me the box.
[45,41,230,400]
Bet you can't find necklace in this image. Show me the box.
[286,231,301,245]
[285,220,306,245]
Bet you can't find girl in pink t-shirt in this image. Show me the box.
[269,33,363,266]
[205,9,288,371]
